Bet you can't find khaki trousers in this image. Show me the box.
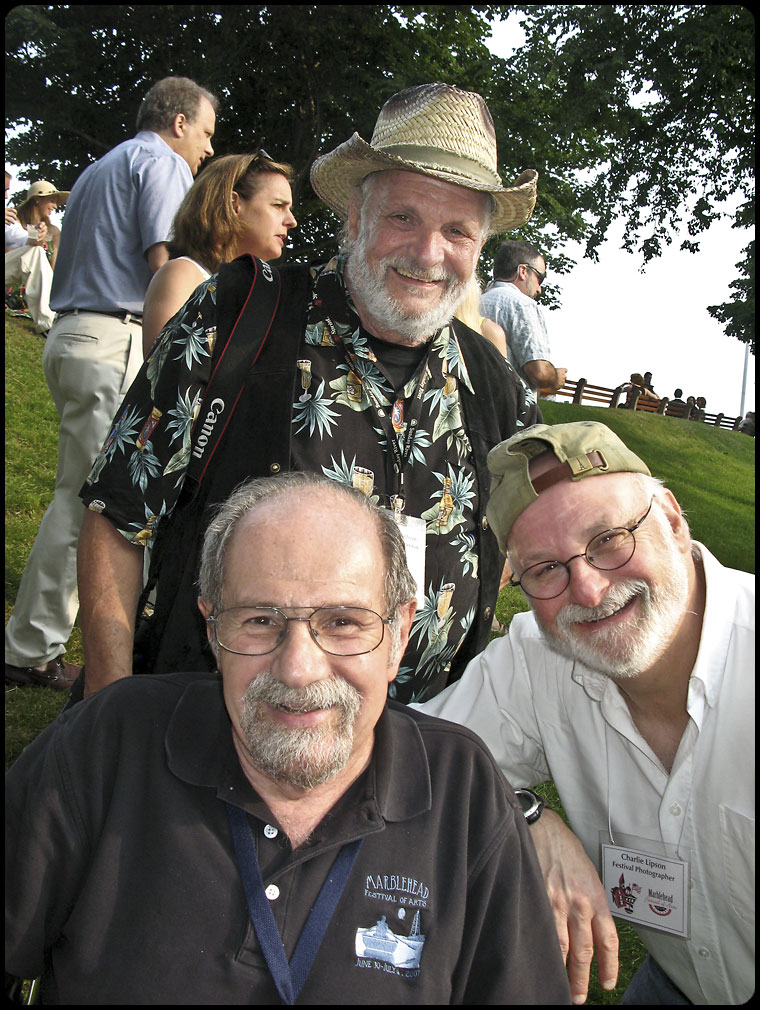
[5,311,143,667]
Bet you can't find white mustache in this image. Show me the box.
[389,258,450,285]
[556,579,649,629]
[244,671,360,717]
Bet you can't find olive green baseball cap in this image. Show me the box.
[486,421,651,551]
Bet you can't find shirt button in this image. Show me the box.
[698,948,711,959]
[669,803,682,816]
[265,884,280,901]
[270,462,281,474]
[264,824,279,839]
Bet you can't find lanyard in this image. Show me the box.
[365,360,431,506]
[329,318,435,507]
[225,802,363,1005]
[603,704,694,852]
[600,718,692,938]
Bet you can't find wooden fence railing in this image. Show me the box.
[541,379,743,431]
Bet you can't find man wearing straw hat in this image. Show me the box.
[419,421,754,1005]
[74,83,540,706]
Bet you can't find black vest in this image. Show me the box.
[137,256,534,690]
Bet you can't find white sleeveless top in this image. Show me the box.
[175,255,212,281]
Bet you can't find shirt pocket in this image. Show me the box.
[719,804,754,925]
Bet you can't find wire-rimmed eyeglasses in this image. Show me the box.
[509,497,655,600]
[206,605,393,657]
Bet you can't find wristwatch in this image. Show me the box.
[515,788,545,824]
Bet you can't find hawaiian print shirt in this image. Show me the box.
[82,257,525,702]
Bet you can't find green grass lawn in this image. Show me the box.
[492,395,755,666]
[5,316,73,766]
[5,313,755,1002]
[538,398,755,575]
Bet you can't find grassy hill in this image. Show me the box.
[538,398,755,574]
[492,396,755,631]
[5,313,755,713]
[4,313,754,1004]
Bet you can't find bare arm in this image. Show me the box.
[77,510,144,697]
[523,359,568,391]
[499,555,513,592]
[529,809,619,1004]
[145,240,170,276]
[480,317,509,359]
[142,258,206,357]
[47,224,61,269]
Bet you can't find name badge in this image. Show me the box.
[384,509,426,610]
[601,840,690,938]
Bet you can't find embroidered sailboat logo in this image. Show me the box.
[355,911,426,969]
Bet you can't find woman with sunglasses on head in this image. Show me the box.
[142,151,297,356]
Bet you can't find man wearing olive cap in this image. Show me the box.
[419,421,754,1005]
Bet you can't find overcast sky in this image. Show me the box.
[486,16,754,418]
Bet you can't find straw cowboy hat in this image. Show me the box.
[310,83,538,233]
[17,180,70,210]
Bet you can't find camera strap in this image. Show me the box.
[186,256,282,492]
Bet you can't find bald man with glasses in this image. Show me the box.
[6,472,570,1005]
[419,422,754,1006]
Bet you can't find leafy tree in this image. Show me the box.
[5,4,507,261]
[504,4,754,351]
[5,4,754,349]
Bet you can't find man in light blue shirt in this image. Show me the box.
[6,77,217,689]
[481,240,567,400]
[49,133,191,315]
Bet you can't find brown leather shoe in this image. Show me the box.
[5,656,80,690]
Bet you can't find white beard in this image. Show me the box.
[239,672,362,789]
[345,227,469,346]
[536,533,690,680]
